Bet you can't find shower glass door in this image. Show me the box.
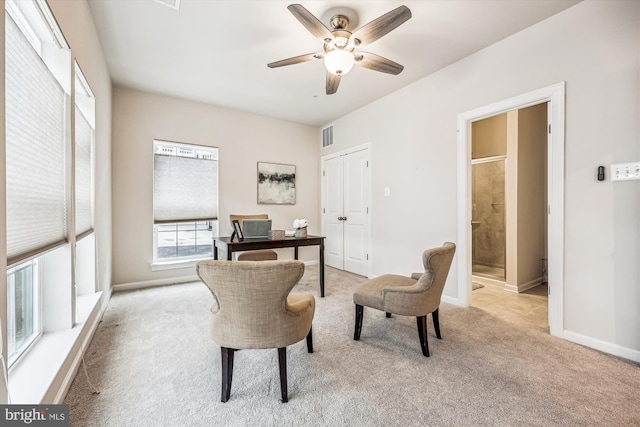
[472,157,506,280]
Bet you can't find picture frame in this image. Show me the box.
[232,219,244,241]
[257,161,296,205]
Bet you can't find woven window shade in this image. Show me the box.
[6,15,68,266]
[153,144,218,223]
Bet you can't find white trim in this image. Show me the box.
[113,275,200,292]
[456,82,565,339]
[472,274,506,289]
[53,290,107,403]
[150,258,204,272]
[563,331,640,363]
[506,277,543,293]
[471,155,507,165]
[8,291,105,403]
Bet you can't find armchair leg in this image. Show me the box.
[306,327,314,353]
[386,312,392,318]
[416,316,430,357]
[432,308,442,339]
[278,347,288,403]
[354,304,364,340]
[221,347,235,402]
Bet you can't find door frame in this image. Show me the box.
[321,143,372,277]
[456,82,565,337]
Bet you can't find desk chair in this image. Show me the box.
[229,214,278,261]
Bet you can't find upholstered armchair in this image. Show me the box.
[229,214,278,260]
[196,260,315,402]
[353,242,456,357]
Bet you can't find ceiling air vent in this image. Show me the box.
[154,0,181,11]
[322,125,334,148]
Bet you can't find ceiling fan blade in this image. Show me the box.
[355,52,404,75]
[287,4,333,42]
[268,52,322,68]
[326,72,340,95]
[350,5,412,47]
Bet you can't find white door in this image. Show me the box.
[324,155,344,269]
[322,147,370,276]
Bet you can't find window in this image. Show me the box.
[153,141,219,262]
[74,64,97,298]
[75,65,95,240]
[5,0,72,366]
[7,261,39,366]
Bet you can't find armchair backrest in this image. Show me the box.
[382,242,456,316]
[196,260,307,349]
[414,242,456,310]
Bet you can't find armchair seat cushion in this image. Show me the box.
[353,274,417,312]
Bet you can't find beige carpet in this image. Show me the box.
[65,265,640,426]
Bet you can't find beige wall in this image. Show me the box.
[515,103,547,287]
[324,1,640,356]
[472,113,507,159]
[505,105,548,289]
[111,87,320,286]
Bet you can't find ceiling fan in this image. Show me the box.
[267,4,412,95]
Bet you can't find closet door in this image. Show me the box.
[323,155,344,269]
[343,150,369,276]
[322,148,370,276]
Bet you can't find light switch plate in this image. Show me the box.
[611,162,640,181]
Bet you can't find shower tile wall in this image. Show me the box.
[472,160,505,272]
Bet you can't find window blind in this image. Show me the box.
[6,14,68,266]
[153,142,218,223]
[75,106,93,238]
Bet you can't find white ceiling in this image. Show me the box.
[87,0,580,127]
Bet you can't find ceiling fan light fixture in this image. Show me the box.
[324,49,354,76]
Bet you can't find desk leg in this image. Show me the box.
[319,240,325,298]
[294,247,299,260]
[227,249,233,261]
[214,243,219,260]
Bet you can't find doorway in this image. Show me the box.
[321,144,371,277]
[456,82,565,337]
[470,103,549,329]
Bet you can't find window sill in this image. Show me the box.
[150,257,209,271]
[8,292,102,404]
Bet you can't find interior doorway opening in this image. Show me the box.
[471,103,548,297]
[470,103,549,329]
[456,82,565,338]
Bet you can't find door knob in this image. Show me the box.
[338,216,344,221]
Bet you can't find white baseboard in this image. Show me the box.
[508,277,543,293]
[562,330,640,363]
[472,275,542,293]
[440,293,639,363]
[113,275,200,292]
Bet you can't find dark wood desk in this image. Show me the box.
[213,235,326,297]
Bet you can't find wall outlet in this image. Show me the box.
[611,162,640,181]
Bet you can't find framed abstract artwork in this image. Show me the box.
[257,162,296,205]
